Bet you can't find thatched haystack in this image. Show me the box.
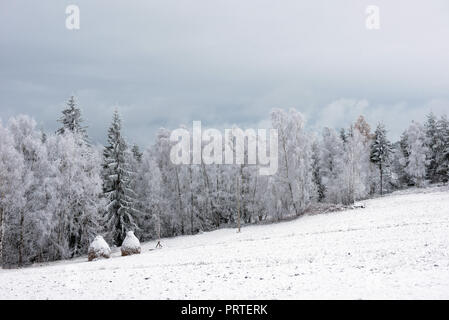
[121,231,141,256]
[88,235,111,261]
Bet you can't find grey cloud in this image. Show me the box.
[1,0,448,147]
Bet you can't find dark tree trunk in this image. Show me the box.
[19,213,24,267]
[0,206,3,268]
[380,163,383,196]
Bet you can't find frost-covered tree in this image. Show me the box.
[320,127,344,203]
[0,121,25,267]
[2,113,103,266]
[56,96,88,142]
[46,132,103,258]
[354,115,380,195]
[370,123,393,195]
[354,115,372,140]
[271,108,314,216]
[404,121,429,187]
[319,120,371,205]
[153,128,186,235]
[223,126,259,227]
[1,115,103,266]
[6,115,53,266]
[102,110,138,245]
[340,125,370,204]
[206,161,236,228]
[133,148,162,241]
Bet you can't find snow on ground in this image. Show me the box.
[1,186,449,299]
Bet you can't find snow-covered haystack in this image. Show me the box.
[121,231,141,256]
[88,236,111,261]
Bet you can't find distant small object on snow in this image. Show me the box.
[121,231,141,256]
[88,235,111,261]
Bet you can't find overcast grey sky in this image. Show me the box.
[1,0,448,146]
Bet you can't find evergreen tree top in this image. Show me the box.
[426,112,437,125]
[105,110,124,147]
[370,123,392,164]
[56,96,88,141]
[131,144,143,162]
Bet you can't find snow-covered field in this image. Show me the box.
[1,186,449,300]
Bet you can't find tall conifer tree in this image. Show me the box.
[102,110,138,245]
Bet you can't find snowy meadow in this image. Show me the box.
[1,185,448,299]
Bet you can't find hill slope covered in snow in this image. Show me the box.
[1,186,449,299]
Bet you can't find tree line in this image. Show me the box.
[0,97,448,267]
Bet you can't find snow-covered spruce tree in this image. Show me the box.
[404,121,429,187]
[131,144,143,162]
[128,144,143,219]
[56,96,88,143]
[339,128,347,144]
[424,112,440,183]
[102,110,139,245]
[311,138,325,202]
[370,123,393,195]
[395,130,412,186]
[436,115,449,181]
